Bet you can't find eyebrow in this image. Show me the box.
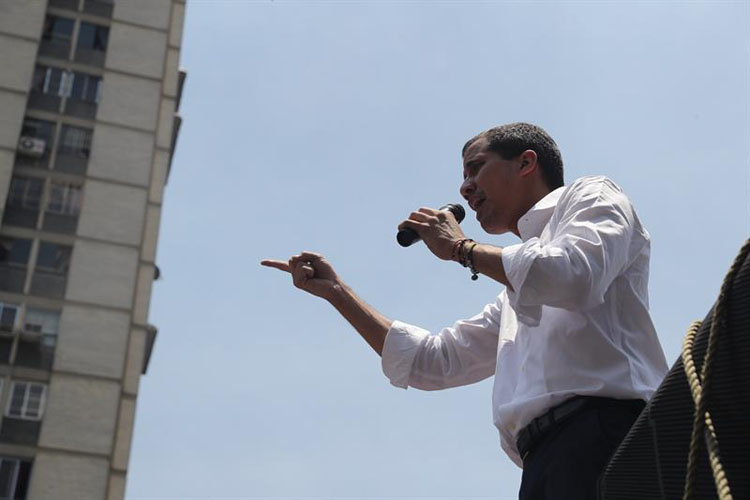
[464,158,483,170]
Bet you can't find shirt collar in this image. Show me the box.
[517,186,565,242]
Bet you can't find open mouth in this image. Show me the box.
[471,198,485,212]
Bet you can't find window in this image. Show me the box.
[75,22,109,66]
[30,243,71,298]
[46,182,82,216]
[6,177,43,211]
[0,239,31,294]
[5,383,46,421]
[0,305,18,365]
[41,16,74,46]
[0,239,31,267]
[69,72,102,103]
[40,15,74,60]
[0,304,19,333]
[55,125,92,173]
[3,176,43,229]
[23,309,59,336]
[0,457,31,500]
[64,72,102,119]
[77,22,109,52]
[30,66,73,98]
[34,243,71,275]
[57,125,92,158]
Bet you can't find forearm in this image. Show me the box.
[327,282,392,356]
[454,242,512,290]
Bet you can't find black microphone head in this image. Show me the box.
[440,203,465,223]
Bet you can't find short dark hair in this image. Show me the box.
[462,123,564,190]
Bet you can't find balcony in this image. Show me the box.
[0,418,41,445]
[27,91,61,113]
[1,206,39,229]
[83,0,114,18]
[49,0,79,10]
[42,212,78,235]
[38,40,70,60]
[74,47,106,67]
[63,98,97,120]
[53,151,88,175]
[29,270,67,299]
[0,264,26,294]
[15,333,56,370]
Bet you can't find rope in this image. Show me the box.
[681,238,750,500]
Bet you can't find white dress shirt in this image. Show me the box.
[381,176,669,466]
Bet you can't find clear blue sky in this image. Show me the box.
[126,1,749,499]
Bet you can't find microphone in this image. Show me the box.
[397,203,466,247]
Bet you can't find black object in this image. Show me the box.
[397,203,466,247]
[599,240,750,500]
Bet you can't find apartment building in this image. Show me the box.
[0,0,185,498]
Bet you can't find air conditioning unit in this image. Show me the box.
[17,136,46,157]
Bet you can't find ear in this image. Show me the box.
[518,150,538,178]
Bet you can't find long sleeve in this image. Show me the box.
[501,177,649,324]
[381,296,502,391]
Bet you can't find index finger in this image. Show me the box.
[260,259,291,272]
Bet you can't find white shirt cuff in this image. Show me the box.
[381,320,430,389]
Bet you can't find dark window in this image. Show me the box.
[2,177,43,229]
[70,72,101,103]
[29,242,72,298]
[42,16,74,45]
[64,72,101,119]
[0,457,32,499]
[16,119,55,169]
[28,66,68,113]
[0,303,18,365]
[0,239,31,267]
[7,177,43,211]
[55,125,92,174]
[46,182,82,217]
[0,238,31,294]
[75,23,109,66]
[42,182,82,234]
[0,304,19,333]
[40,15,74,59]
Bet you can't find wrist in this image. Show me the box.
[450,238,473,264]
[326,280,350,308]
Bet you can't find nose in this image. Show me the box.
[460,177,475,200]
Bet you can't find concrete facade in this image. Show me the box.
[0,0,185,498]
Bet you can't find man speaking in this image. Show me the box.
[261,122,668,499]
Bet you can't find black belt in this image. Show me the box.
[516,396,645,461]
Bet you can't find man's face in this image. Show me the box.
[460,138,525,235]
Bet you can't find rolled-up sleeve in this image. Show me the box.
[382,297,502,391]
[502,177,648,323]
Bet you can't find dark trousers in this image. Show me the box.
[518,398,644,500]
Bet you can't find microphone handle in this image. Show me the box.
[397,227,421,247]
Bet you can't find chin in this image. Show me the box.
[479,219,504,235]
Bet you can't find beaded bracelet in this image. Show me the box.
[466,241,479,281]
[452,238,472,264]
[451,238,479,281]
